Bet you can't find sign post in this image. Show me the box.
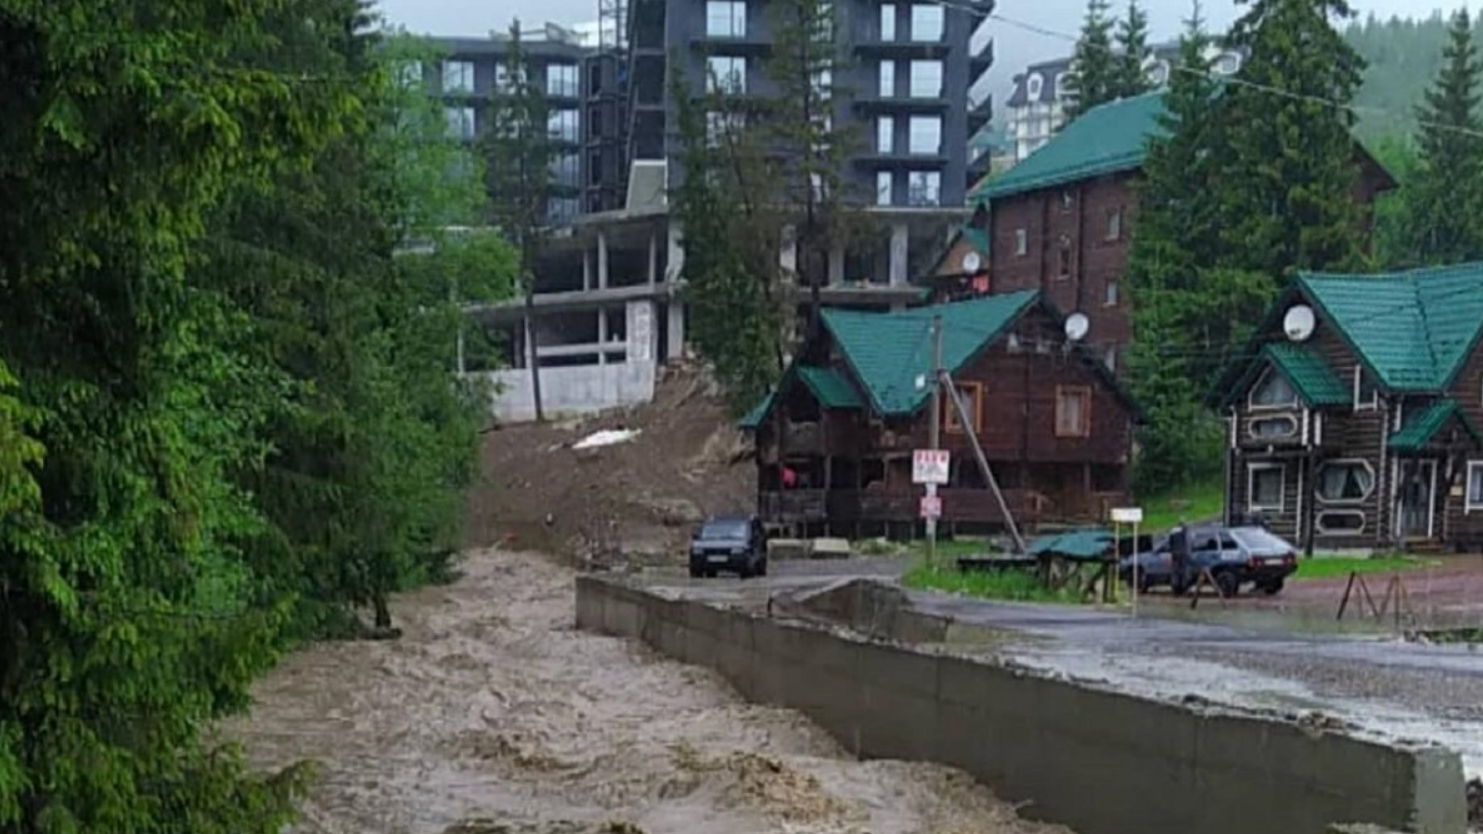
[1111,507,1144,616]
[913,447,949,566]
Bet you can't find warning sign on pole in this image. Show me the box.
[919,494,942,520]
[912,449,950,485]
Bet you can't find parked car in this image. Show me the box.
[1119,525,1298,597]
[689,515,768,579]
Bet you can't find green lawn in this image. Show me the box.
[901,560,1081,604]
[1137,478,1226,533]
[1292,556,1437,581]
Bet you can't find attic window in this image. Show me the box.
[1026,72,1043,99]
[944,382,983,433]
[1353,365,1378,412]
[1054,386,1091,438]
[1249,367,1298,410]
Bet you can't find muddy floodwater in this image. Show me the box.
[228,549,1069,834]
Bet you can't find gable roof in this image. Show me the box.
[736,365,864,430]
[822,290,1039,415]
[1227,343,1350,408]
[1388,399,1483,452]
[972,92,1166,201]
[1297,263,1483,392]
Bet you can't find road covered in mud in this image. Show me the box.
[227,549,1070,834]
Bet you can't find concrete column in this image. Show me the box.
[598,231,609,289]
[889,223,910,286]
[648,232,658,286]
[666,220,684,282]
[828,240,845,285]
[597,309,608,366]
[667,301,686,360]
[583,247,593,291]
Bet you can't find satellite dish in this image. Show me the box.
[1283,304,1316,342]
[1064,312,1090,342]
[961,251,982,273]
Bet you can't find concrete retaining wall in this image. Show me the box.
[484,360,656,423]
[576,576,1467,834]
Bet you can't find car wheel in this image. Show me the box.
[689,565,703,579]
[1215,570,1240,598]
[1260,578,1284,595]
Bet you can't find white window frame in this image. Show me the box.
[877,116,894,153]
[706,0,747,37]
[1247,366,1300,411]
[1247,414,1298,440]
[879,60,896,97]
[880,3,896,40]
[907,115,941,155]
[1106,208,1122,241]
[1014,228,1028,256]
[909,4,943,41]
[876,171,893,206]
[1026,73,1043,99]
[1353,365,1378,412]
[908,60,942,98]
[1467,461,1483,513]
[1316,510,1366,536]
[1248,462,1286,513]
[1104,280,1120,307]
[1315,458,1376,505]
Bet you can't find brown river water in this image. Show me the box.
[227,548,1070,834]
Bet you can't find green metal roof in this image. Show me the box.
[1298,263,1483,391]
[737,391,774,429]
[1263,343,1350,407]
[1026,528,1114,561]
[971,92,1166,201]
[796,365,865,409]
[961,226,990,257]
[1387,399,1483,452]
[821,289,1039,416]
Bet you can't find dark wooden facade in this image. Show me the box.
[752,302,1139,537]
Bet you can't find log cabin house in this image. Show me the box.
[1212,264,1483,553]
[740,289,1143,537]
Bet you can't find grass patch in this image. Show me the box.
[901,559,1081,604]
[901,537,993,560]
[1137,478,1225,533]
[1292,556,1437,581]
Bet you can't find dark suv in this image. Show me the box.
[689,515,767,579]
[1119,525,1298,597]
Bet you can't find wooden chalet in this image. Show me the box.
[1212,264,1483,553]
[740,290,1144,537]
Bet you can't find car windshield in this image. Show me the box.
[700,520,749,539]
[1230,527,1291,551]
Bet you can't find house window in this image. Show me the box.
[1056,239,1071,279]
[879,60,896,97]
[1104,280,1120,307]
[1353,365,1378,411]
[396,61,423,89]
[944,382,983,432]
[547,109,579,142]
[876,171,893,206]
[909,60,942,98]
[1248,463,1285,513]
[907,171,940,206]
[444,105,476,140]
[547,63,579,97]
[706,0,747,37]
[551,152,580,187]
[1468,461,1483,513]
[1248,367,1298,409]
[1026,72,1043,99]
[1055,386,1091,438]
[1248,415,1298,440]
[877,116,894,153]
[442,60,474,94]
[1106,208,1123,241]
[908,116,941,154]
[1316,460,1375,503]
[1214,52,1242,75]
[1014,228,1028,256]
[1317,511,1365,535]
[880,3,897,40]
[910,4,943,41]
[706,56,746,94]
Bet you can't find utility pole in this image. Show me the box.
[926,315,943,567]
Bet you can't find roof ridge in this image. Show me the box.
[1410,273,1442,382]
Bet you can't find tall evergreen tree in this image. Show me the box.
[485,22,553,421]
[1220,0,1368,277]
[1403,8,1483,265]
[1114,0,1153,99]
[1063,0,1120,122]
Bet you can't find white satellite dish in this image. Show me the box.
[961,251,982,273]
[1283,304,1316,342]
[1064,312,1090,342]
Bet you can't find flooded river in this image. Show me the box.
[229,549,1068,834]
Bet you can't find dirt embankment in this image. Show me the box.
[463,364,755,567]
[228,548,1071,834]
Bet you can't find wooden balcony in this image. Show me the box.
[759,487,1129,528]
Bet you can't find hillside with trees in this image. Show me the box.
[1345,11,1478,143]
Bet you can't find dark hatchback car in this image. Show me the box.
[689,515,768,578]
[1119,525,1298,597]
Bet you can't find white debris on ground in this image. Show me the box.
[571,429,640,450]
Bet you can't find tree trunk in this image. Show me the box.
[524,286,545,422]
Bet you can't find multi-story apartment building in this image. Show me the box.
[1003,42,1244,163]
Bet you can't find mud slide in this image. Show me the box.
[228,549,1072,834]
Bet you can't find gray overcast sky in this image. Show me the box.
[372,0,1463,104]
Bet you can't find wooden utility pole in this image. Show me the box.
[926,315,943,566]
[943,368,1025,554]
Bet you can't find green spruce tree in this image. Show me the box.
[1403,8,1483,265]
[1114,0,1153,99]
[1063,0,1120,122]
[1220,0,1368,277]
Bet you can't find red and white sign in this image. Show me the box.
[912,449,950,485]
[919,494,942,520]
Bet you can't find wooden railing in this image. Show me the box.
[759,487,1129,527]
